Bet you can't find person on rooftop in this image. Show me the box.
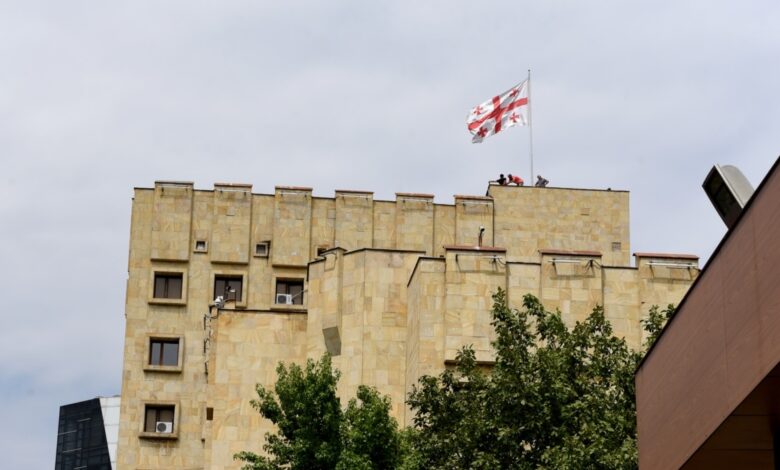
[535,175,549,187]
[508,174,524,186]
[494,174,507,185]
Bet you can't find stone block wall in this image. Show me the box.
[488,185,630,266]
[443,247,507,362]
[335,190,373,251]
[211,184,252,264]
[207,312,307,470]
[395,193,435,253]
[150,182,193,261]
[118,181,697,469]
[271,186,312,266]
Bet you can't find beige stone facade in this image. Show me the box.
[117,181,698,469]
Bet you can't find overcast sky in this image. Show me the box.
[1,1,778,467]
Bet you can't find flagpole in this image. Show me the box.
[528,68,534,184]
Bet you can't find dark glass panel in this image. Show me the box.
[154,276,167,298]
[150,342,162,365]
[168,276,182,298]
[289,283,303,304]
[145,407,157,432]
[161,342,179,366]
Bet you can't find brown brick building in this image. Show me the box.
[636,157,780,469]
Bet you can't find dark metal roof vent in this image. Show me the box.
[702,164,755,229]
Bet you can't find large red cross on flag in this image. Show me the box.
[467,79,529,143]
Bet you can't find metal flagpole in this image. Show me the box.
[527,68,534,183]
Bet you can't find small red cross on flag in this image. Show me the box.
[467,79,529,143]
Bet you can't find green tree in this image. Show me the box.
[640,304,676,350]
[235,354,401,470]
[405,289,646,470]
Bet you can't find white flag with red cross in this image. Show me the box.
[467,79,529,143]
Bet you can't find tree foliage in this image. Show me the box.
[405,289,648,469]
[235,354,400,470]
[640,304,676,350]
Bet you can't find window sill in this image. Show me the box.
[148,298,187,306]
[139,431,178,440]
[143,365,183,373]
[270,305,307,313]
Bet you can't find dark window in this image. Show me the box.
[317,246,330,256]
[276,279,304,305]
[206,407,214,421]
[153,273,183,299]
[144,405,175,433]
[215,276,242,302]
[194,240,207,252]
[149,338,180,366]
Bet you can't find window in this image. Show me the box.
[206,407,214,421]
[144,405,175,433]
[153,273,183,299]
[149,338,179,366]
[215,276,243,302]
[316,246,330,256]
[276,279,304,305]
[254,242,270,257]
[194,240,207,252]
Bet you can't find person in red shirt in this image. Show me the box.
[508,174,524,186]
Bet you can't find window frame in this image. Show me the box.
[254,241,270,258]
[144,334,184,372]
[211,270,247,308]
[148,268,188,306]
[138,401,179,439]
[153,273,183,299]
[194,240,208,253]
[274,278,305,306]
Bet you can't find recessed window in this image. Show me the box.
[194,240,207,252]
[316,246,330,256]
[206,407,214,421]
[215,276,243,302]
[275,279,304,305]
[144,405,175,434]
[153,273,183,299]
[149,338,179,367]
[254,242,270,257]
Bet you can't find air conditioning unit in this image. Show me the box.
[276,293,293,305]
[156,421,173,433]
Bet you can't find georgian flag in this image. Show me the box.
[467,79,528,143]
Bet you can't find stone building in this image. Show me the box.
[117,181,698,469]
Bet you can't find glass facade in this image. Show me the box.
[55,398,111,470]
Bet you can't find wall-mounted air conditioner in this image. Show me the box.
[156,421,173,433]
[276,293,293,305]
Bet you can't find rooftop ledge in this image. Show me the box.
[633,252,699,260]
[539,249,602,257]
[486,182,628,193]
[335,189,374,194]
[454,194,493,201]
[444,245,506,253]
